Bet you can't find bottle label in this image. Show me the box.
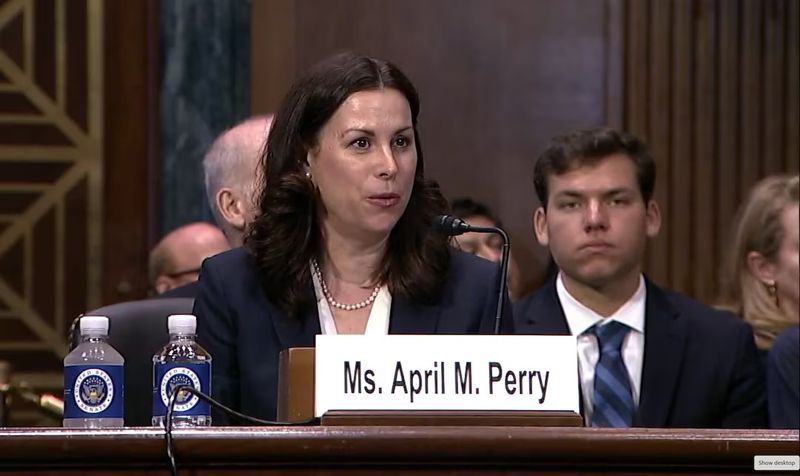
[64,365,124,419]
[153,362,211,417]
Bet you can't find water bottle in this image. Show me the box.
[63,315,124,428]
[152,314,211,427]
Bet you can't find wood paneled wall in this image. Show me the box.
[623,0,799,304]
[102,0,160,306]
[0,0,104,423]
[251,0,619,292]
[0,0,158,424]
[251,0,798,304]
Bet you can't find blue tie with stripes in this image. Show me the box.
[589,321,635,427]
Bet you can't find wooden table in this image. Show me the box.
[0,426,797,474]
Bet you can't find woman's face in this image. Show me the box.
[773,203,799,317]
[307,88,417,243]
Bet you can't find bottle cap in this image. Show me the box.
[79,315,109,335]
[168,314,197,335]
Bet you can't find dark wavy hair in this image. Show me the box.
[533,128,656,209]
[245,52,450,317]
[450,197,500,226]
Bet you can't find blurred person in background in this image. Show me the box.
[449,197,524,301]
[155,115,273,300]
[720,174,799,428]
[148,222,229,295]
[203,115,274,247]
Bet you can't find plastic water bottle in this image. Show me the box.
[152,314,212,427]
[63,315,124,428]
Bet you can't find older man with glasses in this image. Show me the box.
[148,222,229,295]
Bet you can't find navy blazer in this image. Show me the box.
[513,277,766,429]
[766,326,799,429]
[194,247,512,424]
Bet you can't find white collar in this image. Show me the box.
[556,272,646,336]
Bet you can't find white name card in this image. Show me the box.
[315,335,579,417]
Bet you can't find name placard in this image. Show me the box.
[315,335,578,417]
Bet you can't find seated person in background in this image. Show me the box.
[203,115,274,247]
[719,174,798,428]
[450,197,523,301]
[720,175,799,353]
[158,116,274,300]
[514,128,765,428]
[194,52,512,424]
[149,222,229,295]
[66,223,227,346]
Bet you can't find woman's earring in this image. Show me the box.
[305,171,312,179]
[766,281,780,307]
[766,281,777,295]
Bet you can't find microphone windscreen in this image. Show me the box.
[431,215,468,236]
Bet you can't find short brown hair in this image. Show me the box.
[533,128,656,208]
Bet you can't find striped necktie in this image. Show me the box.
[588,321,635,427]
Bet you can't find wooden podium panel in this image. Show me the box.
[0,427,796,475]
[276,347,584,426]
[321,410,583,426]
[277,347,315,422]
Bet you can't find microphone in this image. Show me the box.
[16,387,64,420]
[0,361,9,426]
[431,215,472,236]
[0,361,64,424]
[433,214,510,335]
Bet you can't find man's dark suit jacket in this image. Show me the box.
[158,280,200,299]
[513,277,766,428]
[194,247,512,424]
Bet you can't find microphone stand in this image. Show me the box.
[432,215,511,335]
[496,229,510,335]
[0,361,9,427]
[466,225,510,335]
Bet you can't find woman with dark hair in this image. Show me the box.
[194,52,511,424]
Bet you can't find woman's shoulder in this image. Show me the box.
[447,249,501,286]
[449,248,496,269]
[204,246,253,267]
[196,247,273,317]
[201,247,260,283]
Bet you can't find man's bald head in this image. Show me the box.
[148,222,230,294]
[203,115,273,246]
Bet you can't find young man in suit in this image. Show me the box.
[514,128,766,428]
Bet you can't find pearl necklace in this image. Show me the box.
[311,259,381,311]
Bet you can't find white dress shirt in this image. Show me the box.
[311,264,391,335]
[556,272,646,425]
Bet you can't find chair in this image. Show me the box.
[68,297,194,426]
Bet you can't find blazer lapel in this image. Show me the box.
[636,279,687,427]
[388,295,441,334]
[268,283,321,349]
[518,277,572,335]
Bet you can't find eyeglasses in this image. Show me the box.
[163,267,201,279]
